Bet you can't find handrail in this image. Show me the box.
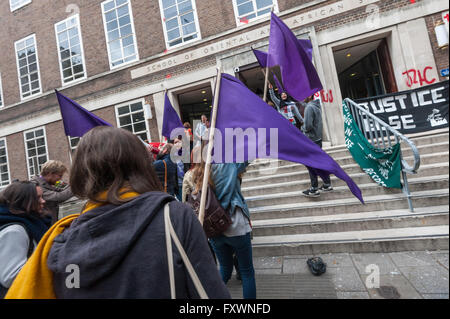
[344,98,421,174]
[344,98,421,212]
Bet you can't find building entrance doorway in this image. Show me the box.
[177,84,213,129]
[334,38,397,100]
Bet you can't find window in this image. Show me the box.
[15,34,42,100]
[9,0,32,11]
[69,136,80,153]
[232,0,277,25]
[101,0,139,69]
[24,127,48,178]
[0,74,4,108]
[115,100,150,142]
[55,15,87,85]
[159,0,201,48]
[0,138,11,187]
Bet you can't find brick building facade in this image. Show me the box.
[0,0,448,186]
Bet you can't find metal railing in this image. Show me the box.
[344,98,421,212]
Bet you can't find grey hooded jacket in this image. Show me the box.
[301,99,323,142]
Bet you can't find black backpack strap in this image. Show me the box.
[0,223,34,258]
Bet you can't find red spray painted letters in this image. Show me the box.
[402,67,436,88]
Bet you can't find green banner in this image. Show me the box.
[343,102,402,189]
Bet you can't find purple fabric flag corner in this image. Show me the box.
[162,92,184,140]
[251,48,268,68]
[268,12,323,102]
[55,90,112,138]
[214,73,364,204]
[272,72,285,93]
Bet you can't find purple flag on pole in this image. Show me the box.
[214,74,364,204]
[251,48,268,68]
[252,39,313,69]
[55,90,112,138]
[162,92,184,140]
[272,71,285,93]
[268,12,322,102]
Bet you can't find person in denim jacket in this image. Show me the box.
[208,162,256,299]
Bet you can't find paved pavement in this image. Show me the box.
[227,250,449,299]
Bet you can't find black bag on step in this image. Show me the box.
[307,257,327,276]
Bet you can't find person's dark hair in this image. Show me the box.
[70,126,163,205]
[0,181,41,216]
[183,122,191,129]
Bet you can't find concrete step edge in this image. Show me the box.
[251,205,449,228]
[245,152,449,175]
[245,174,450,201]
[251,226,449,246]
[249,189,449,213]
[249,141,449,167]
[243,162,449,183]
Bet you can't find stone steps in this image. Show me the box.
[251,205,449,237]
[244,151,448,179]
[242,162,448,188]
[248,139,448,171]
[245,131,449,256]
[251,225,449,257]
[245,175,449,208]
[249,189,449,220]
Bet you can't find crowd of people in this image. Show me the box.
[0,83,330,299]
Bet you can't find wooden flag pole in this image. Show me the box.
[263,65,270,102]
[263,7,274,102]
[198,66,222,226]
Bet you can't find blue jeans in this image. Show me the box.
[209,232,256,299]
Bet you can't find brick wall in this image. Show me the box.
[6,131,27,181]
[425,12,449,82]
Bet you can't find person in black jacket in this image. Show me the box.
[47,127,230,299]
[0,181,49,298]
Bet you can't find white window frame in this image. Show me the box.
[54,14,88,86]
[14,34,42,101]
[68,136,81,153]
[232,0,278,26]
[0,73,4,108]
[0,137,11,189]
[158,0,202,50]
[9,0,32,12]
[101,0,140,70]
[115,98,151,142]
[23,126,49,179]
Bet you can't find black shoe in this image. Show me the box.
[302,188,320,197]
[320,184,333,192]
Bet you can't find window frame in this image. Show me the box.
[54,14,88,86]
[0,137,11,189]
[100,0,140,70]
[23,126,49,179]
[14,34,43,101]
[114,98,151,142]
[9,0,32,12]
[232,0,278,26]
[158,0,202,50]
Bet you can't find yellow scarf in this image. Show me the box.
[5,190,139,299]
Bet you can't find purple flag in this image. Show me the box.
[55,90,112,137]
[272,72,285,93]
[252,48,268,68]
[162,92,184,140]
[268,12,323,102]
[252,39,313,69]
[214,74,364,204]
